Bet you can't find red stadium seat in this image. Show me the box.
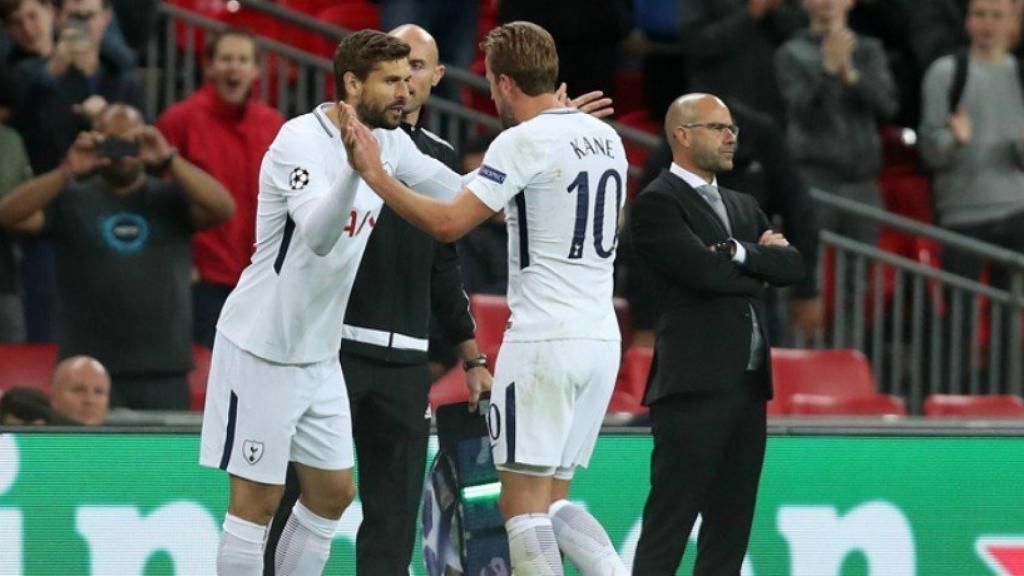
[770,348,906,416]
[880,174,932,224]
[218,4,284,41]
[606,389,644,415]
[317,4,381,34]
[478,0,499,53]
[787,393,906,416]
[279,0,364,16]
[609,344,652,417]
[618,345,653,402]
[0,344,58,391]
[614,297,632,354]
[429,367,469,412]
[469,294,510,368]
[188,345,213,411]
[296,4,381,59]
[924,394,1024,418]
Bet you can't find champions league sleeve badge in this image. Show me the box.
[289,167,310,190]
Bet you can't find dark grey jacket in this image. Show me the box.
[776,30,898,185]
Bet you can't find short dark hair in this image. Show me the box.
[206,27,258,62]
[0,387,52,424]
[332,29,410,101]
[480,21,558,97]
[0,0,52,22]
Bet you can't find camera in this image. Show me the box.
[65,14,90,38]
[97,137,140,160]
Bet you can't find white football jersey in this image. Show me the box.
[217,104,453,364]
[467,108,628,343]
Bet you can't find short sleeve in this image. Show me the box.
[465,129,532,212]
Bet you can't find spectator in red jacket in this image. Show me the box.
[156,28,284,349]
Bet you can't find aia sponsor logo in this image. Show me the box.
[344,210,376,237]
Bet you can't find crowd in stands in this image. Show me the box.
[1,0,1024,414]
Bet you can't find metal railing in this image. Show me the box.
[232,0,661,153]
[804,189,1024,412]
[147,3,501,139]
[146,1,657,177]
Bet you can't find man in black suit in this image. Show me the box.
[629,93,805,575]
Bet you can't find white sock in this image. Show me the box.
[217,513,268,576]
[274,500,338,576]
[505,513,564,576]
[549,500,627,576]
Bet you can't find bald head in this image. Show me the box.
[94,103,143,131]
[664,93,727,144]
[389,24,439,67]
[51,356,110,426]
[664,93,737,180]
[387,24,445,122]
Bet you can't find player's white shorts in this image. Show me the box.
[487,339,620,479]
[199,331,354,484]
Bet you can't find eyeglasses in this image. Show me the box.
[680,123,740,136]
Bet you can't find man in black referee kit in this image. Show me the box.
[264,25,492,575]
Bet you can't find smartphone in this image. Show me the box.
[64,14,90,42]
[98,137,140,160]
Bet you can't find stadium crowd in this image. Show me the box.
[0,0,1023,419]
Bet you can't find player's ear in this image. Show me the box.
[343,71,362,99]
[497,73,514,96]
[671,125,688,149]
[431,64,446,87]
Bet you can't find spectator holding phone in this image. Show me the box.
[13,0,141,174]
[1,0,135,73]
[0,104,235,410]
[6,0,142,343]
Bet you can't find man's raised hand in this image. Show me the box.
[64,131,108,178]
[555,82,615,119]
[337,102,383,177]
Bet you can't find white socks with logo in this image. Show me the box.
[274,500,338,575]
[505,513,564,575]
[549,499,628,576]
[217,513,269,576]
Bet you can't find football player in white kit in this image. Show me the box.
[198,31,466,575]
[341,21,630,576]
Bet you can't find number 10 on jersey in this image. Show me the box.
[567,169,624,260]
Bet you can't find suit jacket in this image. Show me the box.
[629,169,806,405]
